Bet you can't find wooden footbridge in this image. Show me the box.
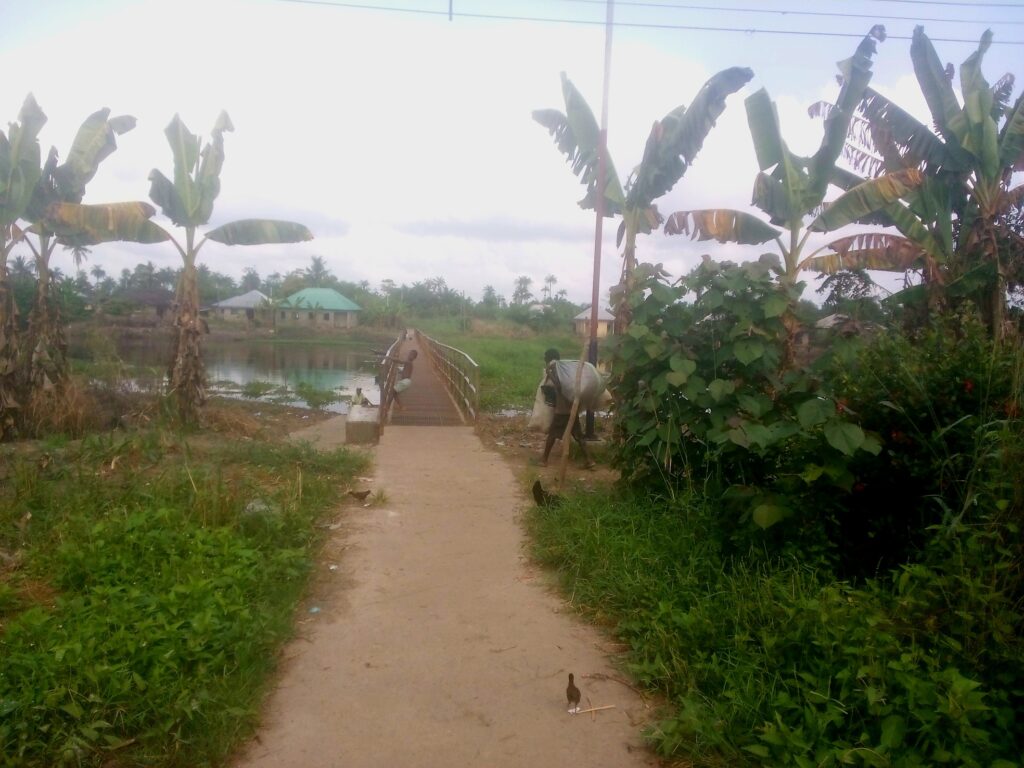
[377,330,479,429]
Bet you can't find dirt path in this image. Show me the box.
[234,425,658,767]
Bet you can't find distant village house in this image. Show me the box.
[210,289,269,324]
[574,306,615,337]
[273,287,361,329]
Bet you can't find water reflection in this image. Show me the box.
[77,338,382,413]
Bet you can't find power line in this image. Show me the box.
[554,0,1024,26]
[274,0,1024,44]
[864,0,1024,7]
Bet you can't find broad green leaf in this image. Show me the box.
[663,208,780,245]
[880,715,906,748]
[744,423,772,447]
[797,397,835,429]
[626,67,753,209]
[997,91,1024,171]
[164,114,201,221]
[669,354,697,376]
[752,503,790,529]
[147,169,190,226]
[911,26,966,145]
[733,338,764,365]
[958,30,999,180]
[746,88,808,223]
[532,74,625,215]
[0,94,46,228]
[708,378,734,402]
[799,233,929,274]
[824,418,865,455]
[737,394,766,418]
[762,295,788,318]
[195,111,233,225]
[54,109,136,202]
[43,201,170,246]
[800,464,826,484]
[205,219,313,246]
[665,370,690,387]
[808,170,923,232]
[810,26,884,197]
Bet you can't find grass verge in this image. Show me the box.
[526,490,1024,766]
[0,413,367,767]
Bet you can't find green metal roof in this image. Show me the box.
[280,288,361,312]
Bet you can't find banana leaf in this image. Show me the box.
[808,169,923,232]
[206,219,313,246]
[625,67,753,210]
[42,201,170,246]
[532,74,624,216]
[799,233,928,274]
[164,114,202,222]
[53,108,136,202]
[664,209,781,245]
[0,95,46,229]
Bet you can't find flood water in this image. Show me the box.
[73,336,384,414]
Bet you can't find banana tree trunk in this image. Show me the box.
[168,249,206,424]
[25,240,68,395]
[0,271,21,440]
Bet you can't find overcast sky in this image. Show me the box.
[3,0,1022,304]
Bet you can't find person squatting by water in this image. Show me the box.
[540,348,594,468]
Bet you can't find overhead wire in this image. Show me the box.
[273,0,1024,44]
[554,0,1024,26]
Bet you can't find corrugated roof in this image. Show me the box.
[212,289,269,309]
[574,306,615,321]
[280,287,362,312]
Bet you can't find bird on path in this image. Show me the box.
[348,490,372,501]
[566,673,581,714]
[532,479,563,508]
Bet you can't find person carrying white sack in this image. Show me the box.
[539,348,595,469]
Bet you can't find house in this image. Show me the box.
[210,289,269,323]
[109,288,176,324]
[274,287,361,329]
[574,306,615,337]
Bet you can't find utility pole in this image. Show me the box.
[585,0,614,440]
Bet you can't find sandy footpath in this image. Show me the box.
[233,425,659,768]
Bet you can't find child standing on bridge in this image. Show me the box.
[386,349,418,415]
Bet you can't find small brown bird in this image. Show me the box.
[566,673,581,713]
[348,490,372,501]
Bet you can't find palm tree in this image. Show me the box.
[304,255,332,287]
[535,66,753,330]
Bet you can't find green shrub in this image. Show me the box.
[612,259,879,560]
[827,317,1022,577]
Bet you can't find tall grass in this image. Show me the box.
[0,428,367,767]
[526,488,1024,766]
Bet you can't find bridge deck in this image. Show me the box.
[386,338,465,427]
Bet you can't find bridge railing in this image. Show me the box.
[415,330,480,423]
[377,332,404,431]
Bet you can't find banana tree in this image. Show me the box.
[17,107,168,398]
[801,28,1024,338]
[147,113,313,424]
[533,66,754,330]
[0,95,45,438]
[664,28,920,288]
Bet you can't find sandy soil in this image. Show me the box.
[233,423,659,768]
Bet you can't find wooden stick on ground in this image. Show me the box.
[573,705,616,715]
